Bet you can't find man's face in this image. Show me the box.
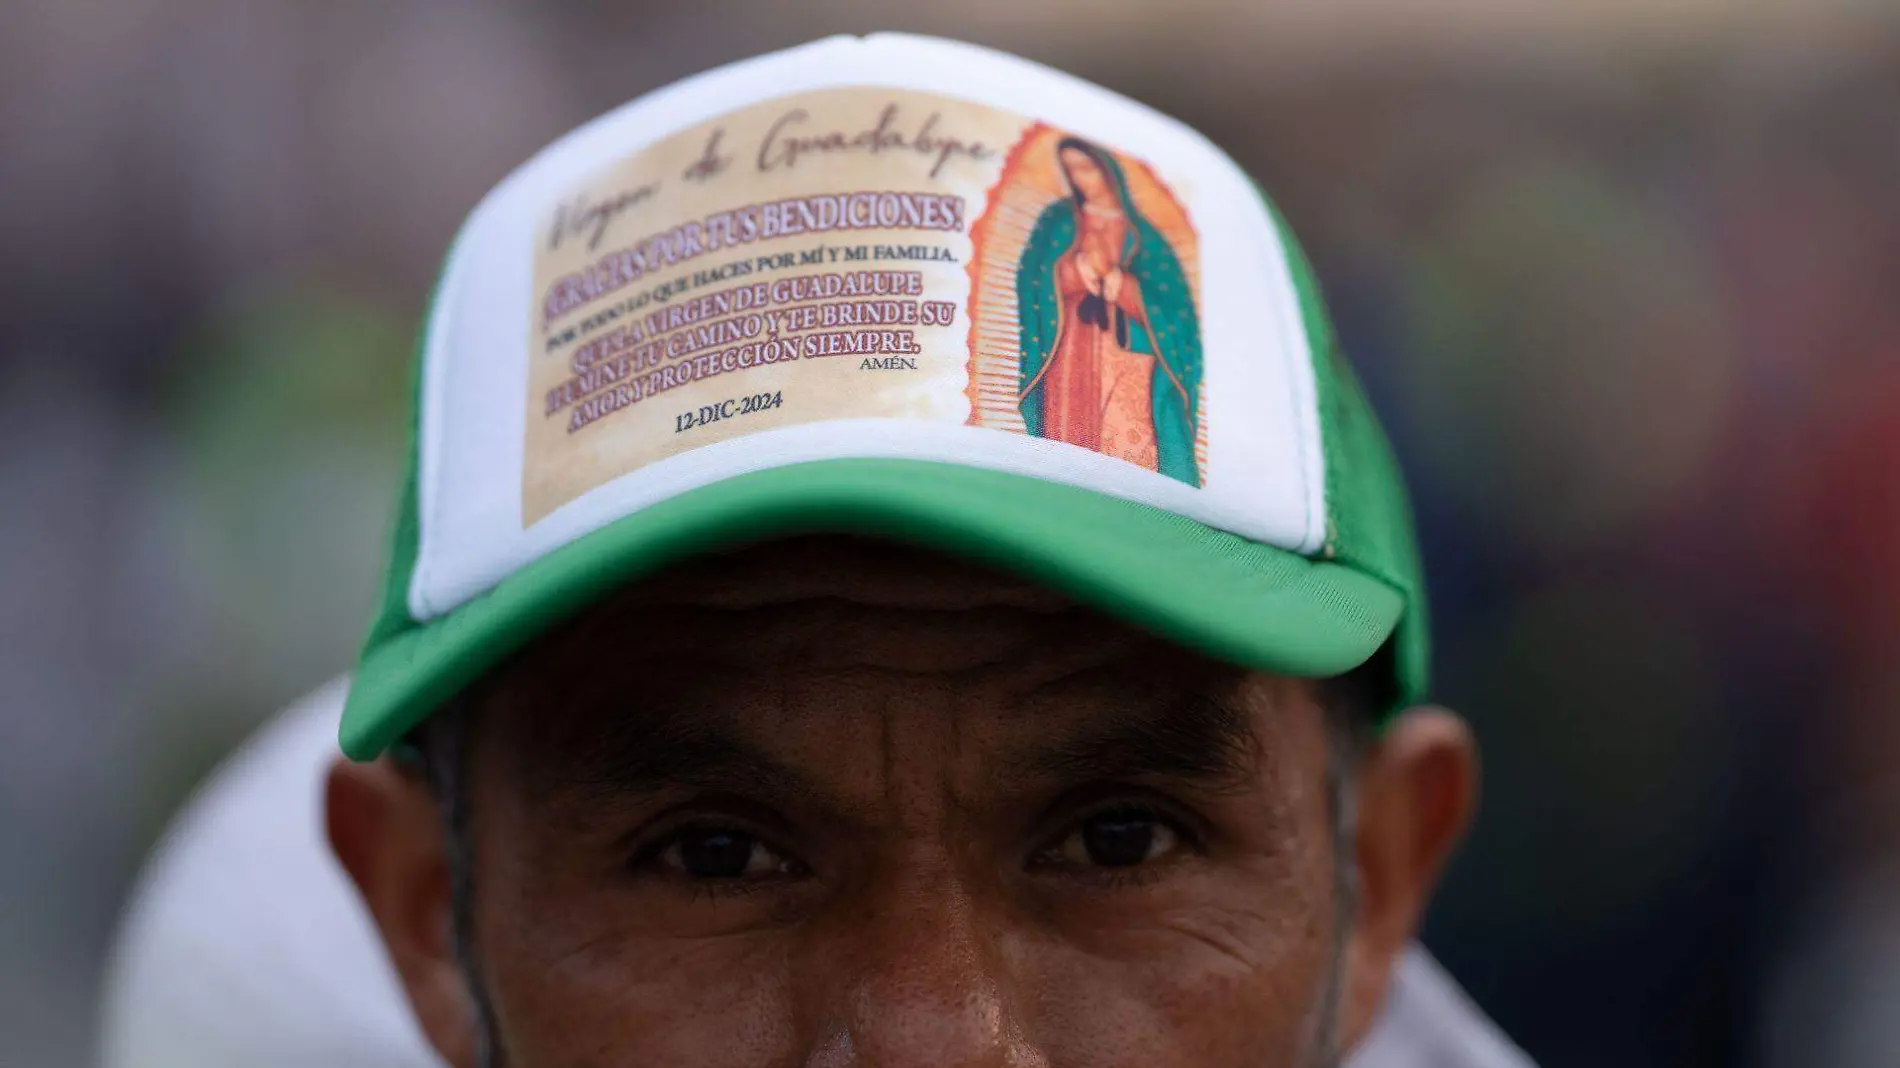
[331,538,1474,1068]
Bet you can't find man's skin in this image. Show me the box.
[329,537,1477,1067]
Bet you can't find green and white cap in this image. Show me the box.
[341,33,1427,760]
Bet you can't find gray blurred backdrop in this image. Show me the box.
[4,2,1900,1066]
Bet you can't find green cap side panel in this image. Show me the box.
[360,241,462,656]
[1256,190,1431,711]
[363,425,422,653]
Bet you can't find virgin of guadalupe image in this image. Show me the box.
[1016,137,1203,486]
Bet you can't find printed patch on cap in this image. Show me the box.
[526,87,1204,524]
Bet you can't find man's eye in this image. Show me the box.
[657,827,797,880]
[1042,807,1185,870]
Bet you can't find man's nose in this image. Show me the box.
[818,877,1045,1068]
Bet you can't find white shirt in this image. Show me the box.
[98,678,1534,1068]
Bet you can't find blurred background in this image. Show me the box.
[4,2,1899,1066]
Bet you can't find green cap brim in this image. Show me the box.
[341,458,1403,760]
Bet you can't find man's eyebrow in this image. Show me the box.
[523,710,825,811]
[1007,691,1261,793]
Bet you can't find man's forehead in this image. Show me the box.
[465,567,1326,817]
[458,536,1316,800]
[490,641,1288,814]
[513,535,1228,696]
[519,535,1121,681]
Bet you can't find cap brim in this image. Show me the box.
[341,458,1403,759]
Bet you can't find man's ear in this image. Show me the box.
[1337,706,1479,1050]
[326,756,482,1068]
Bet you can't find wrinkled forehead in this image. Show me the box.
[463,536,1302,798]
[487,535,1178,707]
